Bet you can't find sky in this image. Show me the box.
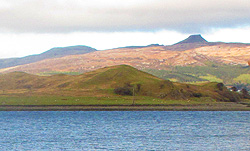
[1,0,250,58]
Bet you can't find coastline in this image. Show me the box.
[1,103,250,111]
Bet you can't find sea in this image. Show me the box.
[0,111,249,151]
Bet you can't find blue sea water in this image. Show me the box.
[0,111,250,151]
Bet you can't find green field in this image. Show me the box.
[199,74,223,83]
[0,95,217,106]
[144,64,250,87]
[234,74,250,84]
[0,95,250,111]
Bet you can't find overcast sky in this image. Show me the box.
[1,0,250,58]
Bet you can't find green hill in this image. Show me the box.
[0,65,245,103]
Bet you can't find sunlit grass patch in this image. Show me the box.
[234,74,250,84]
[199,74,223,83]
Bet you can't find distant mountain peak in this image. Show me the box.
[0,45,97,69]
[176,34,208,44]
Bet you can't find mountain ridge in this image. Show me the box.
[0,45,96,69]
[1,35,250,79]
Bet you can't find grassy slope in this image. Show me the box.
[0,65,166,90]
[0,65,247,107]
[234,74,250,83]
[144,64,250,85]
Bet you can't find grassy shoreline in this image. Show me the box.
[0,94,249,111]
[0,103,250,111]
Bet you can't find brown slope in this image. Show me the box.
[194,44,250,65]
[0,45,96,69]
[0,46,208,74]
[0,43,250,74]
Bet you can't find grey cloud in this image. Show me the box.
[0,0,250,33]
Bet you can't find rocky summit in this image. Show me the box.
[176,34,208,44]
